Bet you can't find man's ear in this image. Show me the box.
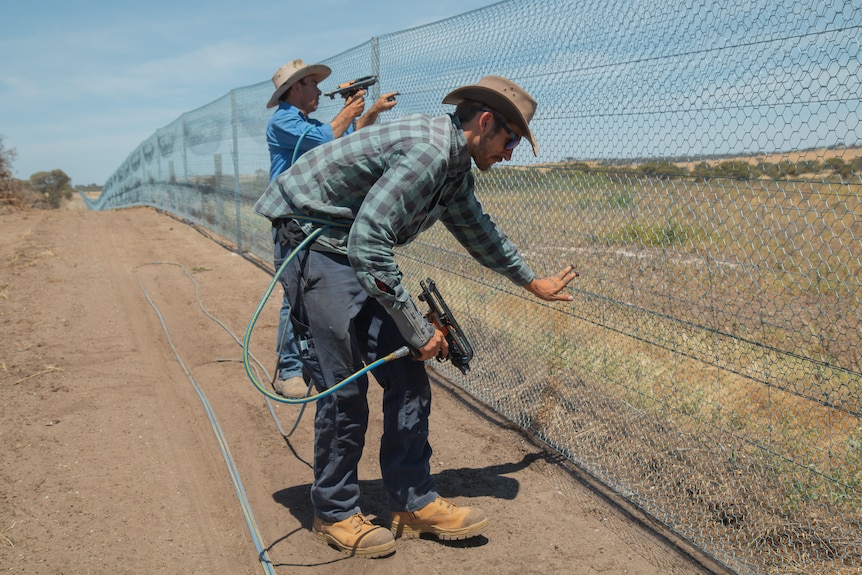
[478,110,494,134]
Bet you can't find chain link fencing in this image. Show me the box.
[85,1,861,573]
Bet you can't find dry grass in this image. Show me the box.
[396,162,861,574]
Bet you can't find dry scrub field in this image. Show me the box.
[0,197,724,574]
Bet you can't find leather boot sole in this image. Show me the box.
[312,527,396,558]
[391,515,489,541]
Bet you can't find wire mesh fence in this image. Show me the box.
[85,1,861,573]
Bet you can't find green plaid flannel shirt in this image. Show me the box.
[253,113,535,346]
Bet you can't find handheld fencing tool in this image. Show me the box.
[416,278,474,374]
[324,75,378,99]
[243,217,474,403]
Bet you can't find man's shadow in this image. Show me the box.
[271,451,559,546]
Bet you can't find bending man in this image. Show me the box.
[254,75,577,557]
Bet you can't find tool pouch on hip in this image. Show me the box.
[274,218,307,248]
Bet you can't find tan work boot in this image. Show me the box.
[390,497,489,540]
[312,513,396,558]
[273,375,309,398]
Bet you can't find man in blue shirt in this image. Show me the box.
[265,59,398,397]
[255,76,578,557]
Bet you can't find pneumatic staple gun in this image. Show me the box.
[417,278,474,375]
[324,75,378,99]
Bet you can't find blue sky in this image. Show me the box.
[0,0,498,186]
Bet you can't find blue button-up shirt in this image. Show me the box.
[266,102,353,181]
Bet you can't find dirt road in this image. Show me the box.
[0,197,721,574]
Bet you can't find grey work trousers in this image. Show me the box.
[280,234,439,521]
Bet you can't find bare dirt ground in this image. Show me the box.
[0,195,727,574]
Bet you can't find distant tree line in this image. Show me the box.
[565,155,862,181]
[1,135,78,210]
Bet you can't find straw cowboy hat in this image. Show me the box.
[266,59,332,108]
[442,75,539,156]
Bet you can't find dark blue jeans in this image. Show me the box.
[272,227,303,380]
[280,237,438,521]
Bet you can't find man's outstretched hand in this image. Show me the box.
[524,265,579,301]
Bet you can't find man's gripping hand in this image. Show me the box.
[415,328,449,362]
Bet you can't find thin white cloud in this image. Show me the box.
[0,0,500,184]
[63,41,273,100]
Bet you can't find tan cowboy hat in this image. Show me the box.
[442,75,538,156]
[266,59,332,108]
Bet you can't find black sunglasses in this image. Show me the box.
[484,109,521,150]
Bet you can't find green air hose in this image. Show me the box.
[242,217,412,404]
